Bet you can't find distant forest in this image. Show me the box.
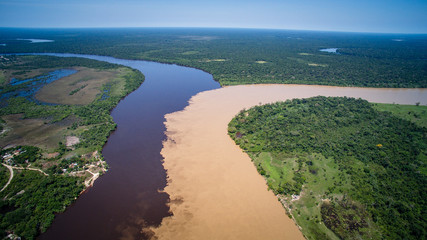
[0,28,426,88]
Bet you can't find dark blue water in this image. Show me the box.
[16,54,220,240]
[0,69,77,105]
[100,85,111,101]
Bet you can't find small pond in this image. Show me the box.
[320,48,339,54]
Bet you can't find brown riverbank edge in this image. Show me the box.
[152,84,427,240]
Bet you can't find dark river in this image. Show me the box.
[27,54,220,239]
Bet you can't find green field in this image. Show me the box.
[229,97,427,240]
[373,103,427,128]
[35,67,127,105]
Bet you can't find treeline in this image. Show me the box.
[1,55,120,72]
[228,97,427,239]
[0,28,426,88]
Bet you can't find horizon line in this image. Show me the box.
[0,26,426,35]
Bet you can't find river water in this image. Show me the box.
[29,54,220,239]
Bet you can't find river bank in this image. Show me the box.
[153,84,427,239]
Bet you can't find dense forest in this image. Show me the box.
[0,28,426,88]
[228,97,427,240]
[0,171,83,239]
[0,55,145,239]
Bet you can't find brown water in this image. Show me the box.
[31,54,220,240]
[153,84,427,239]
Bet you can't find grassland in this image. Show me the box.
[373,103,427,129]
[229,97,426,240]
[249,151,380,240]
[0,114,71,150]
[0,55,145,239]
[35,67,127,105]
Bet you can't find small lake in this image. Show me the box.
[16,38,54,43]
[320,48,339,54]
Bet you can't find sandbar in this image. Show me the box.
[154,84,427,239]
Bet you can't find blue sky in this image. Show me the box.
[0,0,426,33]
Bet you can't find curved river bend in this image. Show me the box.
[31,54,220,240]
[17,54,426,239]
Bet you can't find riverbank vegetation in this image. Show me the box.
[0,28,426,88]
[0,55,144,239]
[228,97,427,240]
[0,170,83,239]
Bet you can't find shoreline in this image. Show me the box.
[153,84,427,239]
